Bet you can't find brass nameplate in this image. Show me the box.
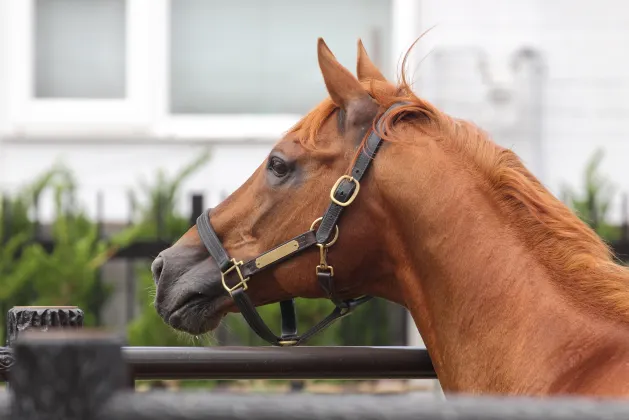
[255,240,299,268]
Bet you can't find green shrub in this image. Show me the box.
[0,164,124,339]
[561,148,622,242]
[126,150,213,347]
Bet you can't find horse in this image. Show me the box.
[151,38,629,397]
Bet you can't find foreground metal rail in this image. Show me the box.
[4,331,629,420]
[126,345,436,380]
[91,394,629,420]
[1,306,437,382]
[1,345,436,381]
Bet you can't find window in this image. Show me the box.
[34,0,126,99]
[168,0,392,115]
[6,0,151,133]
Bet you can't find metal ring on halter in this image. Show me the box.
[310,217,339,247]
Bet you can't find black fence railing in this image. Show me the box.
[1,344,436,383]
[0,307,429,384]
[3,326,629,420]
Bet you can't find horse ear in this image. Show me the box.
[317,38,370,109]
[357,39,387,82]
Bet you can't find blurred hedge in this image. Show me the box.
[561,148,623,242]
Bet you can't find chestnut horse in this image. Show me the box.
[151,38,629,397]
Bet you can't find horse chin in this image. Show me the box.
[163,291,233,336]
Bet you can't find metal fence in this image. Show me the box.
[3,328,629,420]
[0,306,433,384]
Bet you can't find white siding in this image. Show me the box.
[0,141,273,222]
[415,0,629,222]
[0,0,9,136]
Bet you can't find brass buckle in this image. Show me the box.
[221,258,250,296]
[330,175,360,207]
[278,339,298,346]
[315,265,334,276]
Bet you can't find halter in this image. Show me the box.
[196,102,404,346]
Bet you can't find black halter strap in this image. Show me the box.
[196,102,406,346]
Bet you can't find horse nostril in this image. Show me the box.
[151,256,165,285]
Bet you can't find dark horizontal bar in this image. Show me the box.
[0,346,436,382]
[613,241,629,260]
[125,346,436,380]
[110,240,174,259]
[97,392,629,420]
[12,239,174,260]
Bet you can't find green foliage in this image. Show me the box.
[121,149,212,242]
[127,266,199,347]
[0,164,62,242]
[126,149,213,347]
[0,164,122,339]
[561,148,622,242]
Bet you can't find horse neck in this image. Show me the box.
[374,135,629,396]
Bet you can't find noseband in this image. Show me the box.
[196,102,404,346]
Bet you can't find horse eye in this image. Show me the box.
[269,156,289,177]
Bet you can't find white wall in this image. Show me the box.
[415,0,629,223]
[0,0,9,137]
[0,140,273,222]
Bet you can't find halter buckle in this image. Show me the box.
[221,258,250,295]
[316,265,334,276]
[330,175,360,207]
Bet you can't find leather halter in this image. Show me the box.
[196,102,404,346]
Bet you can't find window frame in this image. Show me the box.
[151,0,303,142]
[6,0,154,137]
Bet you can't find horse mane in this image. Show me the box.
[289,47,629,323]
